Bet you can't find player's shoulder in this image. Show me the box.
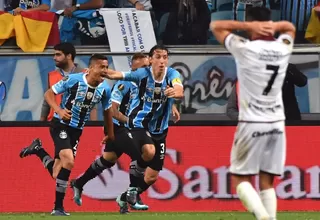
[68,73,84,80]
[225,33,248,48]
[275,34,294,50]
[114,80,132,91]
[166,67,179,75]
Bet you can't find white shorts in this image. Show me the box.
[229,121,286,175]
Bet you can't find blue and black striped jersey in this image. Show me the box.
[122,67,183,135]
[52,73,112,130]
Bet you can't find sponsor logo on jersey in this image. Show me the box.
[252,129,283,138]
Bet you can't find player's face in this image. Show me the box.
[53,50,68,69]
[89,59,108,84]
[131,57,150,71]
[150,50,168,75]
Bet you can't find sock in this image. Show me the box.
[129,160,145,187]
[137,158,148,169]
[55,167,71,209]
[36,148,54,177]
[260,188,277,220]
[76,156,114,189]
[138,178,151,193]
[236,182,269,220]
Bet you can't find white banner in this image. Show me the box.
[100,8,156,71]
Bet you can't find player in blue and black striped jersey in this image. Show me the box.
[19,54,114,216]
[105,45,184,210]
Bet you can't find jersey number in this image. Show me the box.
[263,65,280,96]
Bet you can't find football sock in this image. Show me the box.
[260,188,277,220]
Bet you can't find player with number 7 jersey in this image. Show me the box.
[211,6,295,220]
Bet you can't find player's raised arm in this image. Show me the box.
[210,20,274,45]
[273,21,296,40]
[106,68,148,83]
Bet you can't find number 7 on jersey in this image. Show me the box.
[263,65,280,96]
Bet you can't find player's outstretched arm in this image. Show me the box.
[106,69,125,80]
[210,20,274,45]
[273,21,296,39]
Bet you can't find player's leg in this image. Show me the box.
[19,138,54,178]
[122,129,155,205]
[71,146,118,206]
[229,123,269,220]
[52,158,62,179]
[259,121,286,220]
[50,127,81,216]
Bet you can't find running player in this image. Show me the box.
[211,7,295,220]
[19,54,114,216]
[105,45,184,212]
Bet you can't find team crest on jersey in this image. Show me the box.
[118,84,125,91]
[154,87,161,94]
[59,130,67,139]
[86,92,94,100]
[62,76,69,81]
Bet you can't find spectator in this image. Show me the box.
[63,0,103,17]
[40,43,97,121]
[119,0,152,10]
[50,0,72,11]
[280,0,318,43]
[226,64,308,121]
[4,0,50,15]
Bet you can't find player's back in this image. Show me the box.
[226,33,293,122]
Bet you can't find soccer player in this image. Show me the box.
[211,7,295,220]
[105,45,184,212]
[19,54,114,216]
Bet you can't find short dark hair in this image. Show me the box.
[132,52,147,62]
[89,54,108,65]
[247,6,271,22]
[54,43,76,61]
[148,45,169,57]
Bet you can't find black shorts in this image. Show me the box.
[50,118,82,159]
[104,125,141,159]
[148,131,168,171]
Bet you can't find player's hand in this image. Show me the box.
[172,107,180,123]
[58,108,72,120]
[164,86,175,98]
[250,21,274,37]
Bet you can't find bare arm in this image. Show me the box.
[90,107,98,121]
[44,89,62,113]
[106,69,125,80]
[103,108,115,141]
[111,102,128,124]
[40,99,50,121]
[273,21,296,40]
[173,85,184,99]
[26,4,50,11]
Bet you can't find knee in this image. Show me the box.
[145,172,159,185]
[142,144,155,162]
[59,150,74,169]
[102,152,118,164]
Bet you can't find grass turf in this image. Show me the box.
[0,212,319,220]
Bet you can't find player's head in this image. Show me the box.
[131,52,149,71]
[88,54,108,85]
[53,43,76,69]
[149,45,169,75]
[246,6,271,22]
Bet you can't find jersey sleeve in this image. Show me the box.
[276,34,294,52]
[121,68,149,83]
[224,33,247,56]
[101,86,112,111]
[51,75,72,95]
[168,69,183,87]
[111,81,130,104]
